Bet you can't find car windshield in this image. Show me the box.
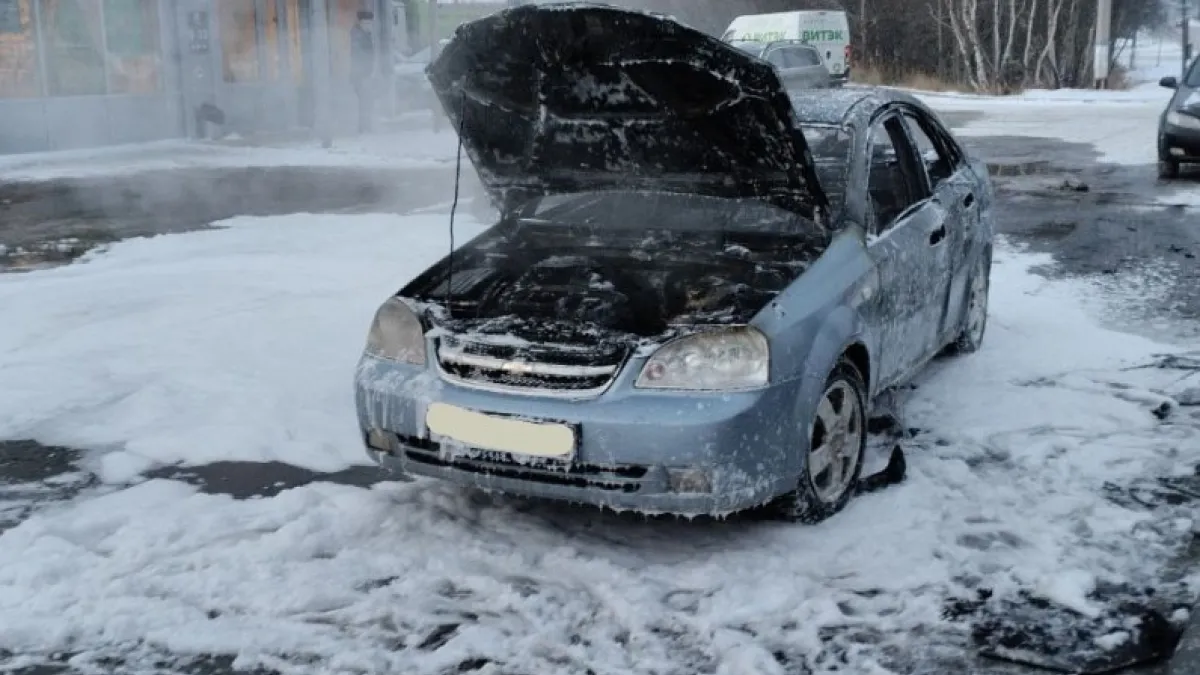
[730,41,767,58]
[517,191,816,234]
[800,123,853,210]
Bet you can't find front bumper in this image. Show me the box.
[353,354,804,516]
[1161,120,1200,162]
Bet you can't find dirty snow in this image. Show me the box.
[0,210,1197,673]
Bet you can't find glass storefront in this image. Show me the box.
[103,0,161,94]
[0,0,161,98]
[0,0,41,97]
[218,0,259,82]
[219,0,305,84]
[329,0,360,79]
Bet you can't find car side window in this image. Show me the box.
[784,47,821,68]
[901,113,953,188]
[765,49,788,69]
[867,116,925,234]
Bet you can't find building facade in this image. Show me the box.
[0,0,394,154]
[0,0,805,155]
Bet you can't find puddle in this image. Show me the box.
[1,165,482,272]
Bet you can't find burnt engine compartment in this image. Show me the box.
[405,223,826,340]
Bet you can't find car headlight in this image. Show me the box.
[635,327,770,391]
[1167,111,1200,131]
[364,297,426,365]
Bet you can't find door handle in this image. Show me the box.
[929,224,947,246]
[963,193,976,208]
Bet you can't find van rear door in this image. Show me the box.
[794,12,850,78]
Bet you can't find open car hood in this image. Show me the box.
[426,3,829,223]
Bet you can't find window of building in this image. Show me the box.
[285,0,303,84]
[263,0,282,80]
[0,0,41,98]
[219,0,260,82]
[329,0,362,79]
[41,0,106,96]
[6,0,163,97]
[103,0,161,94]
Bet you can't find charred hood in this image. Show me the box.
[403,222,826,344]
[426,3,829,221]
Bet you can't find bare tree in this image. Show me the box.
[618,0,1166,91]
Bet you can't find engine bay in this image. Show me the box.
[404,224,827,340]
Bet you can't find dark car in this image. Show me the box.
[728,39,834,90]
[354,4,995,522]
[1157,56,1200,179]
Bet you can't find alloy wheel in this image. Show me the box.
[808,380,864,504]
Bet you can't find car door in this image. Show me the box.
[863,112,950,387]
[898,108,980,348]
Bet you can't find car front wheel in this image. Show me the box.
[1158,159,1180,180]
[775,357,868,523]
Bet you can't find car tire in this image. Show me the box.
[774,357,868,524]
[947,249,991,355]
[1158,159,1180,180]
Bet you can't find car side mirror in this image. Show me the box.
[1160,76,1179,89]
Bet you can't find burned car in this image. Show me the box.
[354,4,996,522]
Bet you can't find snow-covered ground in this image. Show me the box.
[905,28,1189,170]
[2,45,1199,672]
[920,93,1165,165]
[0,210,1197,674]
[0,128,459,182]
[0,213,483,477]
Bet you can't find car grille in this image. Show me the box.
[435,335,626,395]
[396,434,646,493]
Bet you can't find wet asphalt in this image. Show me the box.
[1,111,1198,674]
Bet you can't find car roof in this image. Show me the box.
[789,86,926,126]
[765,40,820,51]
[730,39,819,51]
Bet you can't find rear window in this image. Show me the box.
[786,47,822,68]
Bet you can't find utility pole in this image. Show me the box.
[1094,0,1112,88]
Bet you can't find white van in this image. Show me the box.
[722,11,852,81]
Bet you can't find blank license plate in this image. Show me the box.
[425,403,576,459]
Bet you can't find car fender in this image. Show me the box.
[759,303,872,478]
[752,228,876,474]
